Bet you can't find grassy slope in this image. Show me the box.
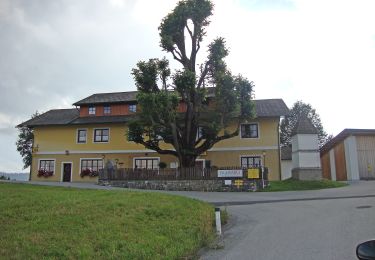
[262,179,348,192]
[0,183,214,260]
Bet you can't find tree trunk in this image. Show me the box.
[180,155,197,168]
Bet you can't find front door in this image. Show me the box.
[62,163,72,182]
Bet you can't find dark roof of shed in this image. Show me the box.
[17,109,79,127]
[281,146,292,160]
[291,115,318,135]
[320,128,375,154]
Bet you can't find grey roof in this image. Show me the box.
[320,129,375,154]
[70,115,131,125]
[20,90,289,127]
[281,146,292,160]
[18,109,79,127]
[254,99,289,117]
[73,91,138,106]
[291,115,318,135]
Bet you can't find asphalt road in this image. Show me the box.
[200,196,375,260]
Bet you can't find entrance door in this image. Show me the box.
[62,163,72,182]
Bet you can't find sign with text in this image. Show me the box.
[247,168,260,179]
[218,169,243,178]
[234,179,244,186]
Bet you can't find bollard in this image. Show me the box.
[215,207,222,236]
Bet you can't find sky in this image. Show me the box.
[1,0,375,172]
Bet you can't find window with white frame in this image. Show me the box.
[197,126,204,140]
[39,160,55,174]
[88,106,96,115]
[129,104,137,113]
[241,156,262,168]
[77,129,87,143]
[81,159,103,174]
[94,128,109,142]
[103,105,111,115]
[241,123,259,138]
[134,158,159,169]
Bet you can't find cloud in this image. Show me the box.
[1,0,375,171]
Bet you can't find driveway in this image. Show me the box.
[5,180,375,259]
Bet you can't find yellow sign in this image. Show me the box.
[247,168,260,179]
[234,179,244,186]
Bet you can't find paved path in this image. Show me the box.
[8,180,375,204]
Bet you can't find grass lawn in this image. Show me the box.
[262,179,348,192]
[0,183,214,260]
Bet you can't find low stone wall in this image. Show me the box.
[98,179,267,192]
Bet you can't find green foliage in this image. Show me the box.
[0,183,215,259]
[262,179,347,192]
[16,111,39,169]
[129,0,255,167]
[280,101,332,148]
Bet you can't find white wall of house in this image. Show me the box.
[281,160,293,180]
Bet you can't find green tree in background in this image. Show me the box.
[16,111,39,169]
[128,0,255,167]
[280,101,332,148]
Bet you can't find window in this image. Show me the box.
[241,123,259,138]
[88,106,96,115]
[94,128,109,142]
[197,126,204,140]
[129,104,137,113]
[39,160,55,174]
[134,158,159,169]
[77,129,87,143]
[241,156,262,168]
[81,159,103,174]
[103,105,111,115]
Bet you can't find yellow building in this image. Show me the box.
[19,90,289,182]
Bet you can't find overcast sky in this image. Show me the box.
[1,0,375,172]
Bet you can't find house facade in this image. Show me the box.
[320,129,375,181]
[19,90,289,182]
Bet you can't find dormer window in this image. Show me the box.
[129,104,137,113]
[88,106,96,115]
[103,105,111,115]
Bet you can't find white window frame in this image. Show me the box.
[79,158,104,175]
[93,128,110,143]
[103,105,111,115]
[240,155,263,168]
[38,159,56,175]
[240,123,260,139]
[129,104,137,113]
[60,161,73,182]
[88,106,96,115]
[133,157,160,169]
[76,128,88,144]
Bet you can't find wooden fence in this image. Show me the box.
[99,166,266,181]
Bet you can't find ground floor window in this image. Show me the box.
[80,159,103,176]
[38,160,55,177]
[134,158,159,169]
[241,156,262,168]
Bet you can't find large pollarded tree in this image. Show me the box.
[128,0,255,167]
